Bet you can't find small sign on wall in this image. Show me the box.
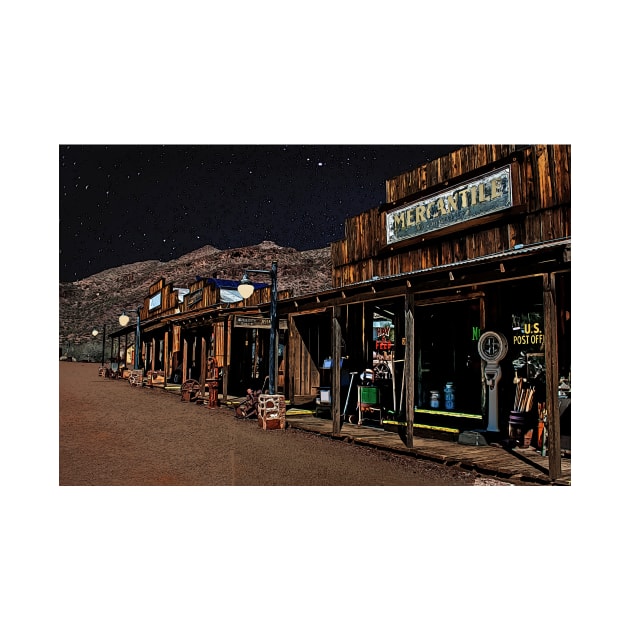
[235,316,288,329]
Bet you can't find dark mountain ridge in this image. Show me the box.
[60,241,332,355]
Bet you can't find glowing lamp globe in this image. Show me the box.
[237,274,255,299]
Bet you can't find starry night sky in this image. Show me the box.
[59,144,463,282]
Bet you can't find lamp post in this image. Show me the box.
[134,306,142,370]
[238,260,278,395]
[92,311,133,368]
[118,311,130,366]
[92,324,106,365]
[91,328,99,364]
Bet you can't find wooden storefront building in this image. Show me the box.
[110,274,290,400]
[280,144,570,480]
[106,144,570,480]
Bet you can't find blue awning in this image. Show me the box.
[206,278,268,303]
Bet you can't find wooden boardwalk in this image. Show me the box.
[285,416,571,485]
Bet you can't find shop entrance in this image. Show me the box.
[230,327,264,393]
[288,311,332,401]
[415,297,483,427]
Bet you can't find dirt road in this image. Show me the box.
[59,362,485,485]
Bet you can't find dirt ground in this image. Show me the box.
[59,362,489,485]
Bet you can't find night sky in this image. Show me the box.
[59,145,463,282]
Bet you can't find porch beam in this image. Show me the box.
[404,291,415,448]
[543,273,561,480]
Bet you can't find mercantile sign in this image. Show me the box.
[386,166,513,245]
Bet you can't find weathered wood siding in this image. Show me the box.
[238,287,291,307]
[172,325,181,352]
[331,145,570,287]
[213,320,226,368]
[288,315,320,398]
[182,280,220,311]
[140,278,181,321]
[182,281,291,312]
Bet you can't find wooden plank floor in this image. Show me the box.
[285,416,571,485]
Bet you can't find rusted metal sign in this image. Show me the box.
[386,166,513,245]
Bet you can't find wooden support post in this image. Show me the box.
[223,318,231,402]
[182,337,189,382]
[544,273,561,481]
[163,330,170,382]
[287,316,296,405]
[404,291,415,448]
[200,336,207,388]
[332,306,342,436]
[151,338,156,372]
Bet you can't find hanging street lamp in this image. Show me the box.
[92,324,106,365]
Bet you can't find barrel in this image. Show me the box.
[508,411,528,446]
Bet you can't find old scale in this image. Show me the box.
[477,331,509,433]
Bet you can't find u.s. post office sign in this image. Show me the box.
[386,166,513,245]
